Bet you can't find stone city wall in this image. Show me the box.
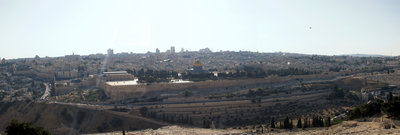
[101,78,277,100]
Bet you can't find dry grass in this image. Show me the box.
[0,101,164,135]
[90,119,400,135]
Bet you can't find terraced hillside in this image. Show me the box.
[0,101,165,135]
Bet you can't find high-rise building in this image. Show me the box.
[1,58,6,64]
[199,48,212,53]
[170,46,175,54]
[107,49,114,55]
[156,48,160,54]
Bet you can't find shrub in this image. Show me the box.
[139,106,148,116]
[382,100,400,118]
[348,99,383,119]
[5,120,51,135]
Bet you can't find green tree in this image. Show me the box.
[388,92,393,102]
[326,117,331,127]
[290,119,293,129]
[270,117,275,128]
[382,100,400,117]
[183,90,191,97]
[297,117,302,128]
[5,120,51,135]
[328,85,344,100]
[303,117,308,128]
[139,106,148,116]
[283,116,289,129]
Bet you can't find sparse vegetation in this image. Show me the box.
[5,119,51,135]
[139,106,148,116]
[348,96,400,120]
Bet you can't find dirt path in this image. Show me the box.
[40,83,50,100]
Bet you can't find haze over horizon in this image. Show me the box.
[3,48,398,60]
[1,0,400,59]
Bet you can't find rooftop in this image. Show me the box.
[103,71,129,75]
[193,61,203,67]
[105,79,139,86]
[170,79,192,84]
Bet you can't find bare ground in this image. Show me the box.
[88,118,400,135]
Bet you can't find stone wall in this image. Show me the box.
[101,78,278,100]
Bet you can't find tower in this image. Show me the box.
[1,58,6,64]
[107,49,114,56]
[170,46,175,54]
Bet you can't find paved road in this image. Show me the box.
[40,83,50,100]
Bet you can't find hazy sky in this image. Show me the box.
[0,0,399,59]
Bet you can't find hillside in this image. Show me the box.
[0,101,165,135]
[91,118,400,135]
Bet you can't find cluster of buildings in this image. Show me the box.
[2,48,399,101]
[158,46,176,54]
[0,57,6,64]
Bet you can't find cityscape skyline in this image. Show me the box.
[4,46,398,60]
[1,0,400,59]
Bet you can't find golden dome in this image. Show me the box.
[193,61,203,67]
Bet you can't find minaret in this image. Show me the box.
[170,46,175,54]
[156,48,160,54]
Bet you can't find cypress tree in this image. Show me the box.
[303,117,308,128]
[326,117,331,127]
[311,116,315,127]
[284,116,289,129]
[297,118,302,128]
[189,117,193,125]
[388,92,393,102]
[290,119,293,129]
[270,117,275,128]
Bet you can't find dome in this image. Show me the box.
[193,61,203,67]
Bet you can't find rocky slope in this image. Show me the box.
[0,101,165,135]
[90,118,400,135]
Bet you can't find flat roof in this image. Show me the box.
[103,71,128,74]
[170,79,192,83]
[106,79,139,86]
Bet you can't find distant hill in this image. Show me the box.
[342,54,390,57]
